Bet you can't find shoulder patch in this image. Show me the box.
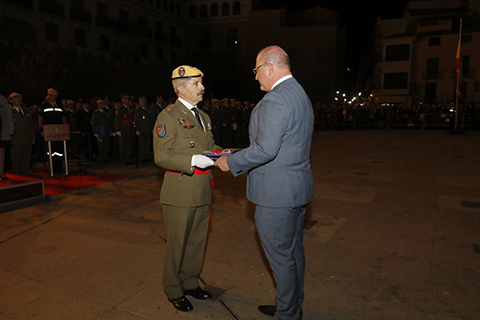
[157,124,166,138]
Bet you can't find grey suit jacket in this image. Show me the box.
[227,77,314,208]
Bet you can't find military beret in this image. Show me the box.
[172,65,204,80]
[97,99,106,105]
[9,92,22,98]
[47,88,58,95]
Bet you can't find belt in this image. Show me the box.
[167,168,215,222]
[167,168,214,186]
[120,119,133,124]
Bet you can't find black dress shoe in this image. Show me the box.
[258,305,303,319]
[168,296,193,312]
[184,287,212,300]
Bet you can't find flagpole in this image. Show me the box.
[455,18,463,130]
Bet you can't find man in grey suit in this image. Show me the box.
[215,45,314,320]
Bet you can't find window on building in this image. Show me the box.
[119,9,128,21]
[100,34,110,51]
[140,43,149,58]
[462,55,470,76]
[170,1,174,14]
[148,0,153,5]
[157,47,163,61]
[383,72,408,89]
[163,0,168,11]
[426,57,439,78]
[97,2,108,17]
[45,22,59,42]
[200,4,207,17]
[385,44,410,61]
[425,83,437,103]
[462,34,472,44]
[211,3,218,16]
[74,29,86,47]
[199,28,211,47]
[428,37,440,46]
[177,4,181,17]
[190,5,197,18]
[72,0,84,10]
[233,1,241,15]
[222,2,229,16]
[156,0,161,9]
[171,51,177,64]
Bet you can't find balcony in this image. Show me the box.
[70,8,92,23]
[450,68,476,78]
[155,32,168,42]
[134,27,153,39]
[170,36,181,46]
[115,21,131,33]
[4,0,33,8]
[39,0,64,17]
[422,69,444,79]
[96,15,115,29]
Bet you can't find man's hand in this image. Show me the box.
[191,154,214,169]
[215,156,230,172]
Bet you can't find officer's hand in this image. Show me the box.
[116,131,121,136]
[136,131,140,136]
[94,134,99,138]
[191,154,214,169]
[110,132,116,136]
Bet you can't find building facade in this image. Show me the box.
[1,0,344,102]
[372,0,480,104]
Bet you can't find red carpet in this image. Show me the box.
[0,168,126,197]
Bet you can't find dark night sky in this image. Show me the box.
[260,0,412,71]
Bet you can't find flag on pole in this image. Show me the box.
[455,19,463,98]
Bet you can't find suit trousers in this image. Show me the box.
[162,204,210,300]
[11,143,32,176]
[255,205,306,320]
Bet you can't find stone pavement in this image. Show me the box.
[1,130,480,320]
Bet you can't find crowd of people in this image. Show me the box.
[0,89,255,178]
[313,102,480,131]
[2,86,480,179]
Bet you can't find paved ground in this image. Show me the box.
[1,129,480,320]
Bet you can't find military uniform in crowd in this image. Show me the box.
[153,65,221,312]
[134,98,152,162]
[64,100,81,157]
[92,100,111,162]
[108,101,120,160]
[10,93,35,176]
[115,94,135,164]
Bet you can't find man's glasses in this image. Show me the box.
[252,63,267,75]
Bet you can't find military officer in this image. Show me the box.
[92,99,111,162]
[115,93,134,164]
[153,65,221,313]
[9,92,35,176]
[134,96,152,162]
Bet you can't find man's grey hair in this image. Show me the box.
[172,78,192,95]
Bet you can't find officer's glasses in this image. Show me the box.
[252,63,267,75]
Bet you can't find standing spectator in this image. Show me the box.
[76,102,94,161]
[0,94,15,180]
[109,99,121,161]
[115,93,135,165]
[9,93,35,176]
[150,95,165,129]
[134,96,152,162]
[65,100,80,157]
[92,100,110,162]
[39,88,66,173]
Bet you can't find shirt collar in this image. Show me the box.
[271,74,293,90]
[178,97,197,111]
